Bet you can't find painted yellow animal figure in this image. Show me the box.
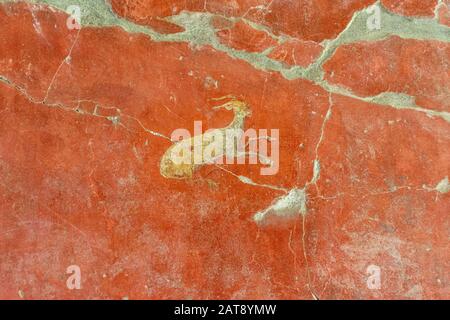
[159,97,251,179]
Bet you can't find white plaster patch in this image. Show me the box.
[253,188,307,223]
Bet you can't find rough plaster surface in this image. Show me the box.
[0,0,449,299]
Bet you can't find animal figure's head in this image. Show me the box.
[213,98,251,118]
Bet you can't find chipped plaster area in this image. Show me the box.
[253,188,307,224]
[434,177,450,193]
[1,0,449,122]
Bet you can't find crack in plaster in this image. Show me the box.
[214,165,287,192]
[1,0,449,121]
[0,74,170,140]
[43,28,81,103]
[311,179,450,202]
